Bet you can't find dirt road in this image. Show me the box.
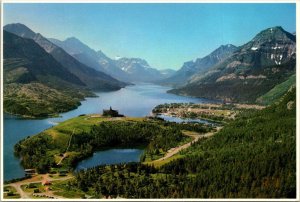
[4,174,74,199]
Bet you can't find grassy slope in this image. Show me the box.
[47,116,144,138]
[45,116,144,152]
[257,74,296,105]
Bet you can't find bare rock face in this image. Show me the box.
[287,101,294,110]
[240,26,296,66]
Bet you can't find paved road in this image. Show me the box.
[153,127,222,162]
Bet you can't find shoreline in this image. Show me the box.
[3,84,225,190]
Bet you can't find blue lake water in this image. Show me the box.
[157,114,214,124]
[75,149,144,171]
[4,83,214,181]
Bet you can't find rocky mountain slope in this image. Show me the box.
[49,37,172,83]
[114,57,164,82]
[48,37,129,81]
[169,26,296,103]
[159,44,238,87]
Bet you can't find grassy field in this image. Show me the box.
[21,182,44,193]
[257,74,296,105]
[48,115,144,136]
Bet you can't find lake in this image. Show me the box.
[3,83,214,181]
[75,149,144,171]
[157,114,214,125]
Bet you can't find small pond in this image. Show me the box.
[75,148,144,171]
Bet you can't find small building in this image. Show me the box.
[103,107,124,117]
[59,170,68,176]
[45,186,51,191]
[25,169,36,176]
[42,180,52,186]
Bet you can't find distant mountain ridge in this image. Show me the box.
[114,57,165,82]
[170,26,296,103]
[48,37,173,82]
[159,44,238,87]
[4,23,127,91]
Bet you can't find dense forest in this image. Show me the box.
[72,88,296,198]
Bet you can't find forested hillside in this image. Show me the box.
[73,87,296,198]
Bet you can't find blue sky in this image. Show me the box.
[4,3,296,70]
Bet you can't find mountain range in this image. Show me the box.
[169,26,296,103]
[48,37,174,82]
[3,23,296,117]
